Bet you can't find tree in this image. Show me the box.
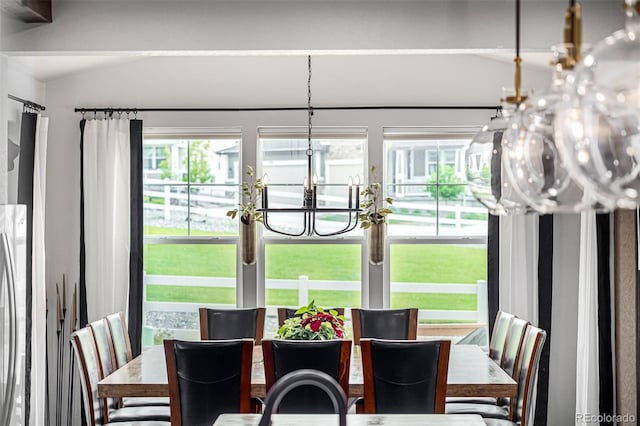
[184,140,213,184]
[158,141,214,183]
[426,165,465,200]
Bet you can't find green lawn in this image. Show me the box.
[144,225,485,313]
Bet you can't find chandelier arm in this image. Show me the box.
[262,211,308,237]
[312,212,359,237]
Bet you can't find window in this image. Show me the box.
[142,129,240,346]
[259,128,366,333]
[385,128,487,326]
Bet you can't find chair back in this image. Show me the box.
[360,339,450,414]
[511,325,547,425]
[164,338,253,426]
[71,327,107,426]
[489,311,514,364]
[261,339,351,414]
[502,317,529,377]
[351,308,418,345]
[277,307,345,327]
[89,318,119,411]
[105,312,133,369]
[199,307,265,344]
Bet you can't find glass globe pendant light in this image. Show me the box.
[466,0,531,215]
[554,0,640,209]
[502,1,609,213]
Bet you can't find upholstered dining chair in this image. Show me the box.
[350,308,418,345]
[104,312,169,408]
[360,338,451,414]
[71,327,170,426]
[163,338,253,426]
[199,307,266,344]
[489,311,515,365]
[446,325,547,426]
[277,307,345,327]
[261,339,352,414]
[446,316,529,406]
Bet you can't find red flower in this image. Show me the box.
[310,320,322,332]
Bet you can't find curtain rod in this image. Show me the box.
[8,94,46,112]
[74,105,502,113]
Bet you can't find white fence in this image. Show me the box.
[142,274,488,324]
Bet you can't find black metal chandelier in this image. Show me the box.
[258,56,361,237]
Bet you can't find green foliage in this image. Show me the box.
[359,165,393,229]
[157,142,214,183]
[427,165,465,201]
[276,301,346,340]
[185,140,213,184]
[159,146,173,180]
[226,165,264,224]
[153,328,173,345]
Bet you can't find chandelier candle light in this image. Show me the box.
[258,56,362,237]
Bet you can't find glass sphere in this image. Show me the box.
[554,7,640,208]
[466,109,530,215]
[503,47,612,214]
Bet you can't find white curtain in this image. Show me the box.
[29,115,48,426]
[82,119,130,322]
[498,214,539,325]
[575,212,600,425]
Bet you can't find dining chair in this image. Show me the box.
[447,317,529,406]
[104,312,169,408]
[163,338,253,426]
[350,308,418,345]
[360,338,450,414]
[261,339,352,414]
[489,311,515,365]
[71,327,170,426]
[277,307,345,327]
[446,325,547,426]
[199,307,266,344]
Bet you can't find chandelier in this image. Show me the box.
[258,56,362,236]
[468,0,640,215]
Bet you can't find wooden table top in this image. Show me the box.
[213,414,487,425]
[98,344,516,399]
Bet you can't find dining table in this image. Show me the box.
[212,413,487,425]
[98,343,516,399]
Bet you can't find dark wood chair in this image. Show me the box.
[446,325,547,426]
[360,338,450,414]
[71,327,170,426]
[164,338,253,426]
[351,308,418,345]
[276,307,345,327]
[104,312,169,408]
[261,339,351,414]
[199,307,265,344]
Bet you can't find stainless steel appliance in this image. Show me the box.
[0,205,27,425]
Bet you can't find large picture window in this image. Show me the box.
[385,128,487,326]
[142,129,240,346]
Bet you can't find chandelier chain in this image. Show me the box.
[307,55,313,151]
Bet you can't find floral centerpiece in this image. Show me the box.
[276,301,346,340]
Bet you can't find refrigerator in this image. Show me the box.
[0,205,27,425]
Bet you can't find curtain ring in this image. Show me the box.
[93,109,97,119]
[118,111,122,119]
[134,110,138,118]
[81,111,86,119]
[127,110,131,119]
